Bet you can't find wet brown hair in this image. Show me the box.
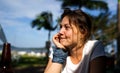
[60,8,92,43]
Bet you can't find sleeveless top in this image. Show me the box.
[49,40,105,73]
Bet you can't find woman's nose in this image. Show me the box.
[59,27,65,35]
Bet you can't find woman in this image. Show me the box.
[44,8,106,73]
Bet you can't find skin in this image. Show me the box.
[44,16,106,73]
[53,16,80,49]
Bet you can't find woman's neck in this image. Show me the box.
[69,44,84,64]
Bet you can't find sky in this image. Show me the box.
[0,0,117,48]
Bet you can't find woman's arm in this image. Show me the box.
[44,33,68,73]
[44,58,52,72]
[89,56,106,73]
[44,58,63,73]
[44,48,68,73]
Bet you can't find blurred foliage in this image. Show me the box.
[12,55,47,68]
[57,0,108,11]
[91,12,117,45]
[0,54,47,69]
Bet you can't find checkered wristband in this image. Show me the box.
[52,47,68,64]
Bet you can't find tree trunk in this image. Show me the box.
[117,0,120,67]
[45,30,51,63]
[48,30,51,41]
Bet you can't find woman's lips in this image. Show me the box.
[60,38,66,42]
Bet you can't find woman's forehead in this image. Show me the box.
[61,16,69,23]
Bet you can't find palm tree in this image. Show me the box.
[31,11,57,62]
[31,11,57,41]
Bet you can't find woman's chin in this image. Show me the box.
[60,42,67,47]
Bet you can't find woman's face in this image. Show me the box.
[59,16,81,48]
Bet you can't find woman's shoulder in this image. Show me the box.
[84,40,103,54]
[87,40,103,47]
[85,40,99,47]
[87,40,100,43]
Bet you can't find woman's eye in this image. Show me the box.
[65,25,71,29]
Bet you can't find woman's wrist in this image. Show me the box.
[52,47,68,64]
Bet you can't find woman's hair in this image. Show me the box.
[60,8,92,42]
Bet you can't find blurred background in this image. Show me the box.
[0,0,119,73]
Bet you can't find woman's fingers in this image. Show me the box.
[52,33,65,49]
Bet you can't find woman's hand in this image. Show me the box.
[52,33,65,49]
